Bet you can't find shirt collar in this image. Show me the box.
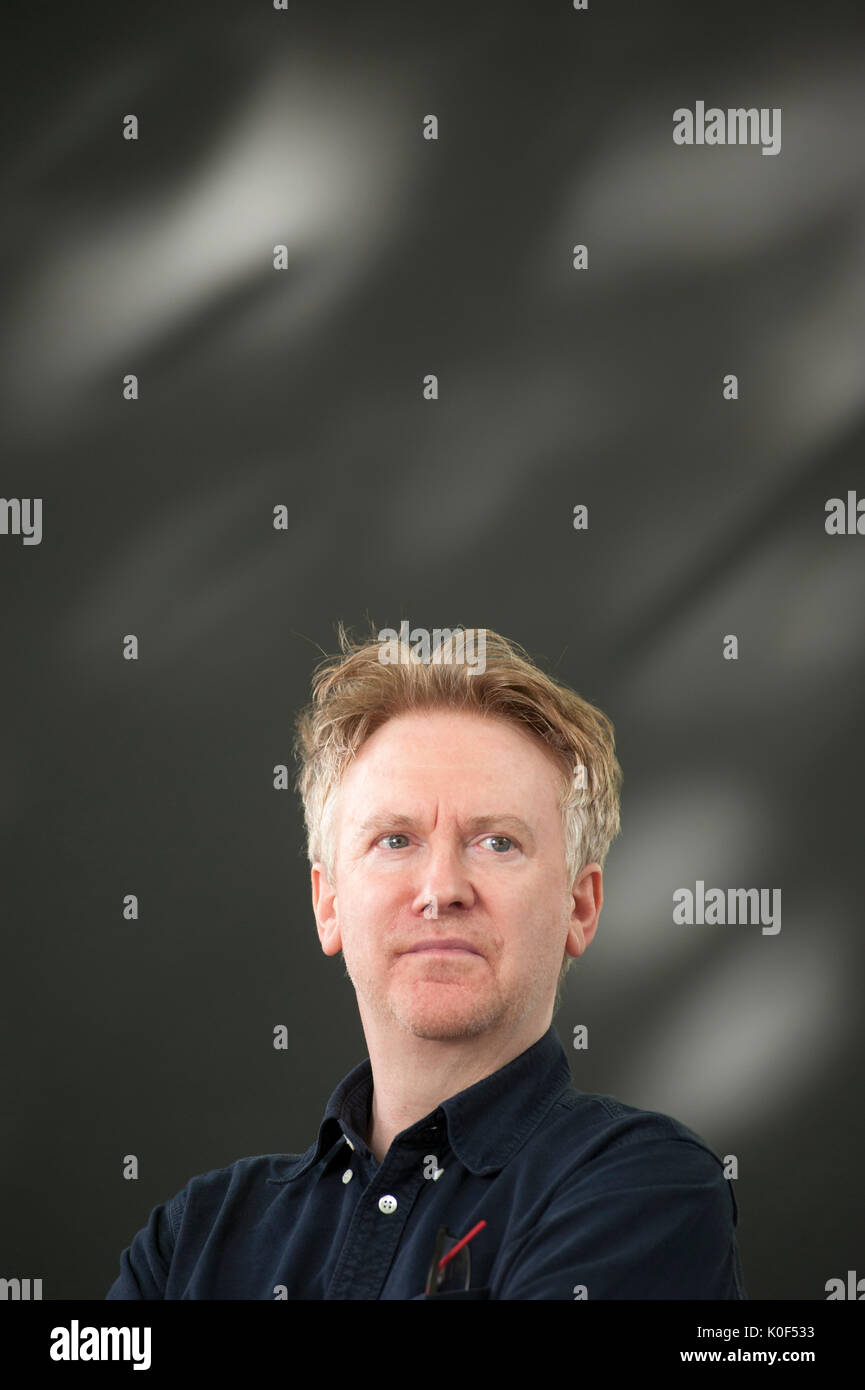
[276,1025,573,1180]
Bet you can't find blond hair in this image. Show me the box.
[294,622,622,1005]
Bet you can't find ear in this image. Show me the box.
[311,862,342,956]
[565,863,603,959]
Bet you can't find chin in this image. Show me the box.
[390,986,506,1041]
[401,1015,497,1042]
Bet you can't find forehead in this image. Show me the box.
[336,709,564,813]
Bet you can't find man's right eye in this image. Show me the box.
[378,833,411,850]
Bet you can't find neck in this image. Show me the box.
[361,1014,549,1163]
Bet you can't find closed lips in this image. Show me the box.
[407,940,481,954]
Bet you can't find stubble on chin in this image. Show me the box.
[382,968,511,1041]
[345,949,513,1041]
[391,999,504,1041]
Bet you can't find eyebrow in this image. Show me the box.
[356,812,536,842]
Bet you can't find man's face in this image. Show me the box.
[311,709,601,1043]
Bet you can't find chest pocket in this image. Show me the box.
[413,1287,491,1300]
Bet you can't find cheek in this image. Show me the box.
[486,888,538,955]
[340,878,400,943]
[506,895,564,957]
[353,874,402,919]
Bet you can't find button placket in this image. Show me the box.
[324,1140,435,1299]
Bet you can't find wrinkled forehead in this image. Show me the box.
[326,709,567,853]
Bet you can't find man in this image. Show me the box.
[106,624,746,1299]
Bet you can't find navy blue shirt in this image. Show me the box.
[105,1025,746,1300]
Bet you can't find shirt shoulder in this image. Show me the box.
[167,1147,307,1208]
[494,1085,745,1299]
[544,1083,732,1182]
[105,1152,310,1300]
[544,1085,740,1226]
[184,1148,333,1239]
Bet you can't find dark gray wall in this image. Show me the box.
[2,0,863,1299]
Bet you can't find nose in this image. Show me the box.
[411,835,477,917]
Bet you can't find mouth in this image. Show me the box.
[405,939,482,956]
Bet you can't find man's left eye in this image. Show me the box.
[481,835,515,853]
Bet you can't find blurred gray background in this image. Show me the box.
[2,0,864,1299]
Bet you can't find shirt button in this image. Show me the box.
[342,1168,353,1184]
[378,1194,398,1214]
